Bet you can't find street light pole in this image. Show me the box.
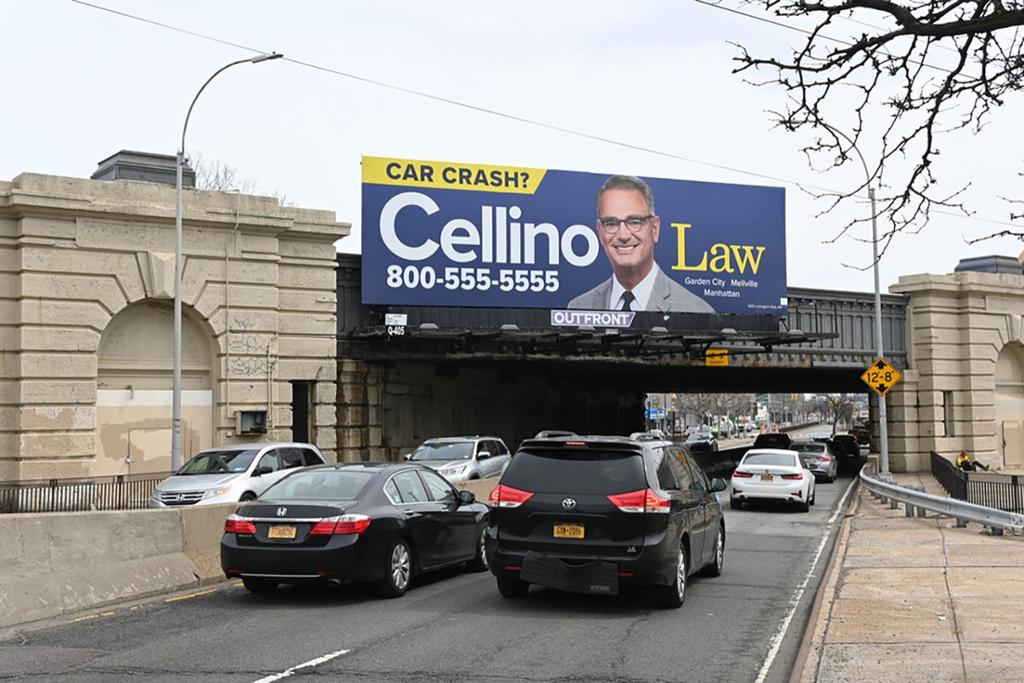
[818,123,890,474]
[171,52,283,472]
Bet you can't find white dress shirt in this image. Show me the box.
[608,265,658,311]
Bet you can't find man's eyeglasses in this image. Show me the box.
[598,215,654,233]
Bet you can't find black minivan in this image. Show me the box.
[485,436,727,608]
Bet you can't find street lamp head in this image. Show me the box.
[250,52,284,64]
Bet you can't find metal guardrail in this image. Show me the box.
[860,466,1024,536]
[0,472,169,514]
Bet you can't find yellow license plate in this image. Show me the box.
[553,524,585,539]
[761,474,774,482]
[268,525,297,540]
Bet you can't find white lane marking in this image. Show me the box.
[753,477,856,683]
[251,649,350,683]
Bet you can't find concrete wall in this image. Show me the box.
[336,359,646,462]
[889,270,1024,471]
[0,173,348,481]
[0,503,234,630]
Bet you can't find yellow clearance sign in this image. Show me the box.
[860,357,902,396]
[363,156,547,195]
[705,349,729,367]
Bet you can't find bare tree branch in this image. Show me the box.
[735,0,1024,245]
[190,153,292,206]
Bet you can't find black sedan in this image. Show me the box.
[221,463,490,597]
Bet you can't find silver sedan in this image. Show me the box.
[792,441,838,483]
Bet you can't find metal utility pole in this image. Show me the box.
[172,52,283,471]
[819,123,890,474]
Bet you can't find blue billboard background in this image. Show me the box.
[361,157,787,315]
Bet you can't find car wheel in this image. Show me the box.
[810,489,816,505]
[798,498,810,512]
[496,573,529,598]
[700,525,724,577]
[375,540,412,598]
[730,497,742,510]
[241,577,277,594]
[466,525,489,572]
[653,544,688,609]
[239,492,257,502]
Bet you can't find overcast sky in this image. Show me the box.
[4,0,1023,294]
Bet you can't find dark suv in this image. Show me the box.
[485,436,727,608]
[752,432,792,450]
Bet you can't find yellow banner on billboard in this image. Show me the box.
[362,156,547,194]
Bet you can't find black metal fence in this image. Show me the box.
[931,451,1023,513]
[0,471,170,514]
[931,451,967,500]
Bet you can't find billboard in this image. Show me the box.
[361,156,787,316]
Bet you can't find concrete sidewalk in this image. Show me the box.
[798,473,1024,682]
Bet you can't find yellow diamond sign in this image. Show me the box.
[861,358,902,397]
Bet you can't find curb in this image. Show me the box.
[788,480,861,683]
[0,577,239,642]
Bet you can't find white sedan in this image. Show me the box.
[729,449,815,512]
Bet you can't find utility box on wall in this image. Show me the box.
[235,410,268,435]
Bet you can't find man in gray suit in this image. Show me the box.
[568,175,714,313]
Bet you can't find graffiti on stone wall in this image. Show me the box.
[227,314,273,377]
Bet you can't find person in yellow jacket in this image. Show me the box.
[956,450,990,472]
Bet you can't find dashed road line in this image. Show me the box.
[251,649,351,683]
[165,588,220,604]
[71,610,116,623]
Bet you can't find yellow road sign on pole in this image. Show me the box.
[860,358,902,396]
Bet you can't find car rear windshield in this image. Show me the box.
[502,449,645,495]
[754,435,790,447]
[743,452,798,467]
[176,449,259,475]
[262,470,374,501]
[409,442,474,461]
[791,443,826,454]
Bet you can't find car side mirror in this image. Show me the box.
[403,453,412,461]
[477,451,492,460]
[710,478,727,492]
[253,465,273,477]
[459,490,476,505]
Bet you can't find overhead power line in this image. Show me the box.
[67,0,1023,232]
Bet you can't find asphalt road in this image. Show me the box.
[0,464,858,682]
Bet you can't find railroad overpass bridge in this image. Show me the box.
[335,255,908,462]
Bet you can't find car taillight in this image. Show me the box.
[732,470,754,478]
[224,514,256,534]
[488,484,534,508]
[816,456,831,463]
[607,488,670,514]
[782,472,803,480]
[309,514,372,535]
